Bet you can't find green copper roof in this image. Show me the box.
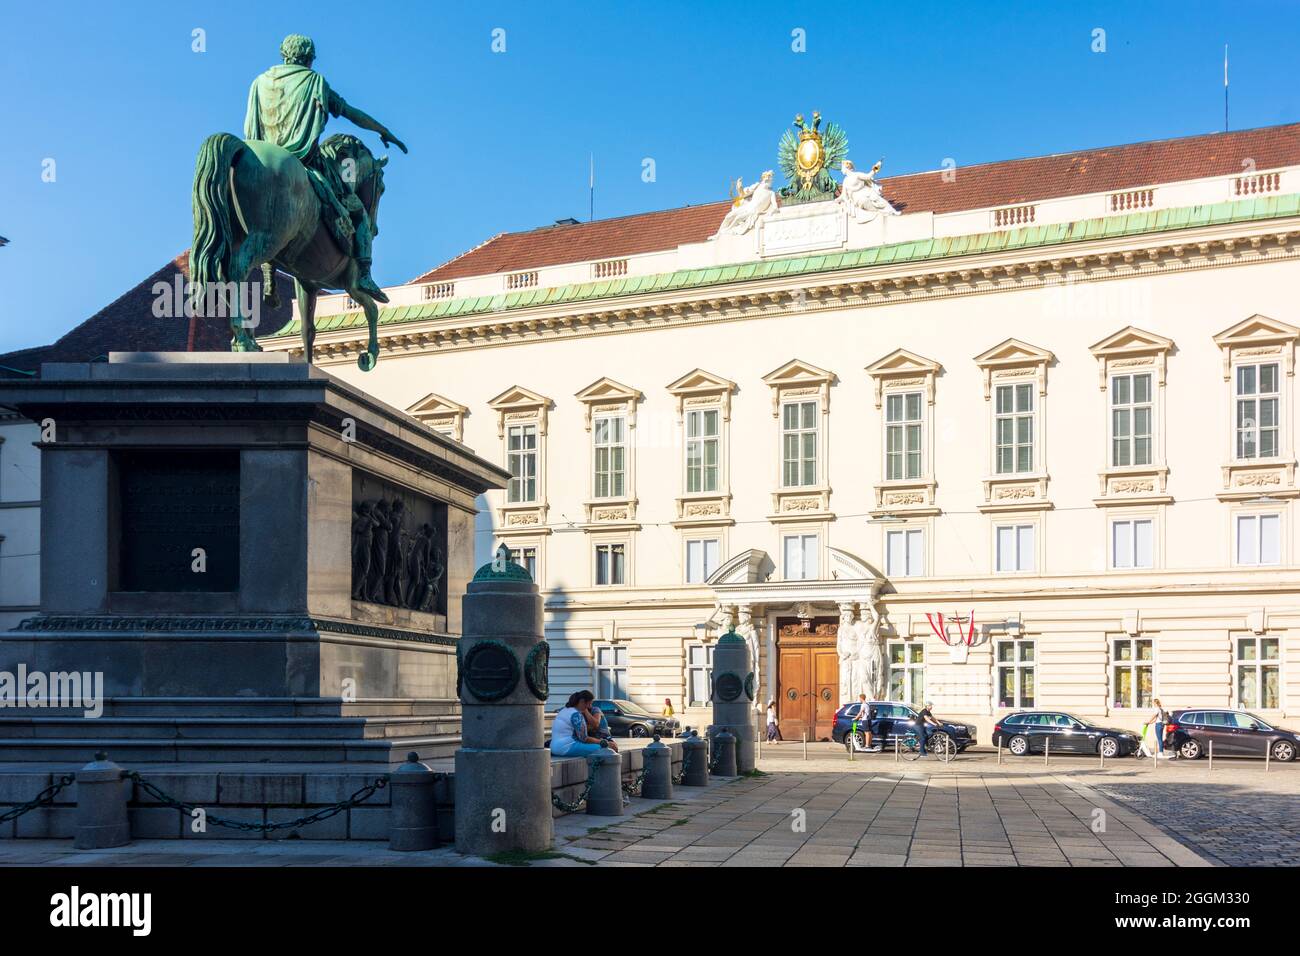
[472,545,533,582]
[272,192,1300,338]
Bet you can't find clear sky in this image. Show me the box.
[1,0,1297,355]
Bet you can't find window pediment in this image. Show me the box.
[1089,326,1174,390]
[405,391,468,442]
[865,348,941,408]
[762,358,835,416]
[1213,314,1299,380]
[488,385,552,437]
[667,368,736,421]
[575,376,642,431]
[974,338,1053,400]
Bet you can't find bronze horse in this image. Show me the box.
[190,132,387,370]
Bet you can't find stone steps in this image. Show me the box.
[0,733,462,765]
[0,715,460,741]
[8,697,460,719]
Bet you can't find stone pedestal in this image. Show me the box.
[710,631,756,772]
[453,552,554,855]
[0,353,508,764]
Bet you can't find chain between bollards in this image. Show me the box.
[0,773,75,824]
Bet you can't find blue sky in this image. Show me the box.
[1,0,1297,355]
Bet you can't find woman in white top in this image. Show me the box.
[1143,699,1172,758]
[551,690,609,758]
[766,700,783,743]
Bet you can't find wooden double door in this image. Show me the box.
[776,618,840,742]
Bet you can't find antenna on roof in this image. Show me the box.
[1224,43,1229,132]
[589,153,595,222]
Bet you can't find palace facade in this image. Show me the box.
[265,122,1300,740]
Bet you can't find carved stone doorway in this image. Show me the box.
[775,617,839,742]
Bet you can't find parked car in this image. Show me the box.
[830,701,976,753]
[1167,709,1298,761]
[991,711,1140,757]
[593,699,681,738]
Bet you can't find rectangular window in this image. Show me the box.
[1111,372,1153,467]
[1112,638,1154,709]
[994,383,1034,474]
[887,641,925,706]
[1235,636,1280,709]
[1111,518,1153,569]
[996,639,1036,708]
[885,391,924,480]
[995,524,1036,573]
[1235,363,1280,460]
[594,645,628,700]
[781,401,818,487]
[686,643,714,706]
[685,538,720,584]
[885,528,924,577]
[782,533,819,581]
[506,424,537,503]
[594,542,626,585]
[593,416,626,498]
[1235,513,1281,566]
[685,408,720,494]
[507,545,538,582]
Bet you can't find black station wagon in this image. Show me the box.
[991,711,1140,757]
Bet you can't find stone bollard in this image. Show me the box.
[389,752,439,851]
[681,730,710,787]
[74,752,130,850]
[454,546,554,856]
[585,747,624,816]
[712,728,739,777]
[641,735,674,800]
[710,630,756,772]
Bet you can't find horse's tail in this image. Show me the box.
[189,132,244,308]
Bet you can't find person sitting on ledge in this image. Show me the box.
[551,690,616,758]
[584,696,619,752]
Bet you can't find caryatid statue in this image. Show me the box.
[838,159,899,224]
[836,602,858,701]
[861,599,888,701]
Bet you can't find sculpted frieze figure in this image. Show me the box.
[351,496,444,612]
[713,171,779,237]
[838,159,899,223]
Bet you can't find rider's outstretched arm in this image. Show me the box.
[340,102,408,153]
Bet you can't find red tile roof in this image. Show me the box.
[0,253,294,378]
[412,122,1300,284]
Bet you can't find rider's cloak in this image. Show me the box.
[244,64,345,162]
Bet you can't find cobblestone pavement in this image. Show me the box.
[2,745,1293,867]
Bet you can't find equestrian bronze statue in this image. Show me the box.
[190,34,407,369]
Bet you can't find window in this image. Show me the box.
[885,528,924,577]
[996,639,1036,708]
[593,416,626,498]
[685,408,720,494]
[506,424,537,503]
[781,401,818,487]
[1235,513,1280,566]
[782,533,819,580]
[887,641,925,706]
[507,545,537,581]
[595,542,626,585]
[885,391,923,480]
[994,383,1034,474]
[1235,363,1279,460]
[594,645,628,699]
[1112,638,1153,709]
[686,644,714,706]
[1111,373,1153,467]
[1235,636,1280,709]
[685,538,720,584]
[1111,518,1153,569]
[995,524,1035,572]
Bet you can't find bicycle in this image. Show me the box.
[898,730,957,764]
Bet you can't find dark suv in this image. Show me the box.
[1167,709,1298,761]
[594,699,680,738]
[991,711,1140,757]
[830,701,976,753]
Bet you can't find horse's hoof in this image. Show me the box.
[357,350,377,372]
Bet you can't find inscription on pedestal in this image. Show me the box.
[117,451,240,592]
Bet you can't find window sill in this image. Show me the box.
[582,497,640,531]
[1217,459,1298,501]
[872,477,939,517]
[769,486,832,522]
[673,493,734,527]
[979,473,1051,513]
[498,502,550,535]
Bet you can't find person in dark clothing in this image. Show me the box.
[913,701,940,758]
